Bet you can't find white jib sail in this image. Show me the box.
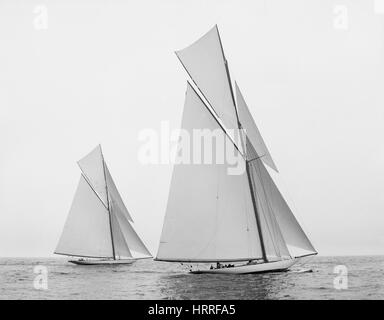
[110,210,132,258]
[250,156,317,257]
[111,200,152,257]
[156,82,263,262]
[176,25,239,133]
[77,145,108,207]
[55,175,114,258]
[235,82,278,172]
[248,158,291,260]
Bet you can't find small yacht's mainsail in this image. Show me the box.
[55,145,151,260]
[156,26,317,268]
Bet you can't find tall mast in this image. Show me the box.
[216,26,268,262]
[100,146,116,260]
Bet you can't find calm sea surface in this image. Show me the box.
[0,256,383,299]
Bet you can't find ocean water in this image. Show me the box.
[0,256,383,299]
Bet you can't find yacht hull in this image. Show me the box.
[69,259,137,265]
[190,258,298,274]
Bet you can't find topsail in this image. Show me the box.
[176,25,239,133]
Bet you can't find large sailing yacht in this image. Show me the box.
[156,25,317,274]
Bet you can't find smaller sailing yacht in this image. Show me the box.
[55,145,152,265]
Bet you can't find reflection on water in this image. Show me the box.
[156,272,283,299]
[0,256,383,299]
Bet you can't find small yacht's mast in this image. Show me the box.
[100,147,116,260]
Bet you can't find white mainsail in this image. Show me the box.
[156,26,316,266]
[55,175,114,258]
[55,145,151,260]
[176,25,239,133]
[156,83,263,262]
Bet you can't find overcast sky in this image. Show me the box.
[0,0,383,257]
